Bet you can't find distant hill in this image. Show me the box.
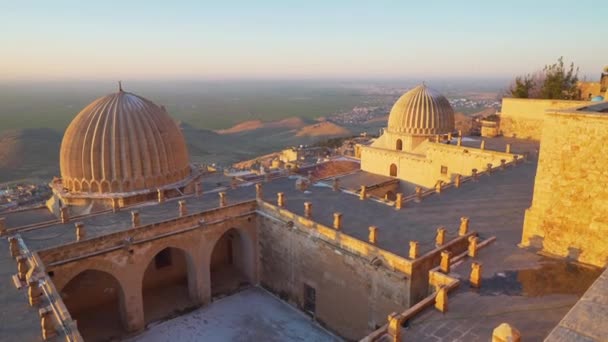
[295,121,351,137]
[0,129,61,182]
[215,117,307,134]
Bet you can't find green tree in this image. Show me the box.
[509,75,534,98]
[540,57,580,100]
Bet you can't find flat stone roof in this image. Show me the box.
[128,287,337,342]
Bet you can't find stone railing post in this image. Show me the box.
[435,286,448,313]
[178,200,187,217]
[60,206,69,224]
[505,143,511,154]
[395,193,403,209]
[480,140,485,150]
[17,255,28,281]
[470,262,482,288]
[9,236,20,258]
[304,202,312,218]
[28,278,43,306]
[492,323,521,342]
[40,306,57,340]
[255,183,263,200]
[368,226,378,244]
[387,312,402,342]
[219,192,227,207]
[332,178,340,191]
[459,217,469,236]
[468,236,479,257]
[486,163,493,174]
[359,185,367,200]
[131,211,140,228]
[472,168,478,181]
[415,186,423,202]
[409,241,419,259]
[454,174,461,188]
[457,137,462,146]
[440,250,452,273]
[435,227,446,246]
[157,189,164,203]
[333,212,342,230]
[435,180,443,194]
[500,159,506,170]
[75,222,85,241]
[277,192,285,207]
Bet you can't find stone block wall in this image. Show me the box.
[522,111,608,267]
[499,98,590,140]
[257,215,410,340]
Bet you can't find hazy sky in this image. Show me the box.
[1,1,606,80]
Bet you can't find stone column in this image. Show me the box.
[359,185,367,200]
[131,211,140,228]
[75,222,85,241]
[435,227,446,246]
[459,217,469,236]
[492,323,521,342]
[60,206,69,224]
[39,306,57,340]
[480,140,485,150]
[17,255,28,281]
[395,193,403,209]
[454,174,461,188]
[178,200,187,217]
[470,262,482,288]
[9,236,20,258]
[409,241,419,259]
[505,143,511,154]
[440,250,451,273]
[277,192,285,207]
[304,202,312,218]
[434,286,448,313]
[472,168,478,181]
[387,312,402,342]
[195,182,202,197]
[332,178,340,191]
[468,236,479,257]
[157,189,164,203]
[255,183,263,200]
[368,226,378,244]
[219,192,227,207]
[28,278,42,306]
[333,212,342,230]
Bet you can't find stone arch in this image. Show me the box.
[123,180,131,192]
[101,180,110,193]
[140,245,197,324]
[111,180,120,192]
[90,181,100,193]
[60,269,127,341]
[390,163,398,177]
[207,227,256,297]
[396,139,403,151]
[81,180,90,192]
[73,179,81,192]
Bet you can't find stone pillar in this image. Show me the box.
[359,185,366,200]
[486,163,493,174]
[39,306,57,340]
[457,137,462,146]
[440,250,451,273]
[434,286,448,313]
[415,186,423,202]
[219,192,227,207]
[0,217,5,236]
[157,189,165,203]
[17,255,28,281]
[435,181,443,194]
[195,182,202,197]
[9,237,20,258]
[368,226,378,244]
[395,193,403,210]
[500,159,506,170]
[492,323,521,342]
[470,262,482,288]
[332,178,340,191]
[480,140,485,150]
[409,241,419,259]
[333,212,342,230]
[304,202,312,218]
[122,282,145,333]
[505,143,511,154]
[255,183,263,200]
[131,211,140,228]
[454,174,461,188]
[435,227,446,246]
[178,200,187,217]
[276,192,284,207]
[459,217,469,236]
[75,222,85,241]
[472,168,478,181]
[387,312,402,342]
[468,236,479,257]
[60,206,69,224]
[28,278,42,306]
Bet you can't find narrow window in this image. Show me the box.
[396,139,403,151]
[390,163,398,177]
[303,284,316,314]
[441,165,448,175]
[155,248,172,269]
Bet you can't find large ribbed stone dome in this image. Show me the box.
[387,84,455,135]
[59,88,190,194]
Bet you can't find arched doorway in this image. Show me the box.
[210,228,254,297]
[142,247,195,324]
[390,163,398,177]
[396,139,403,151]
[61,270,126,341]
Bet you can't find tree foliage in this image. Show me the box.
[509,57,580,100]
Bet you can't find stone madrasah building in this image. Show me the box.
[1,82,607,342]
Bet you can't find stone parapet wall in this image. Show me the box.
[522,111,608,267]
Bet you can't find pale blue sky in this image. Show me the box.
[1,0,606,80]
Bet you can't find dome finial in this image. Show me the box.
[118,81,123,92]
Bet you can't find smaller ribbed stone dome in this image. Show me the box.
[387,84,455,135]
[59,89,191,194]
